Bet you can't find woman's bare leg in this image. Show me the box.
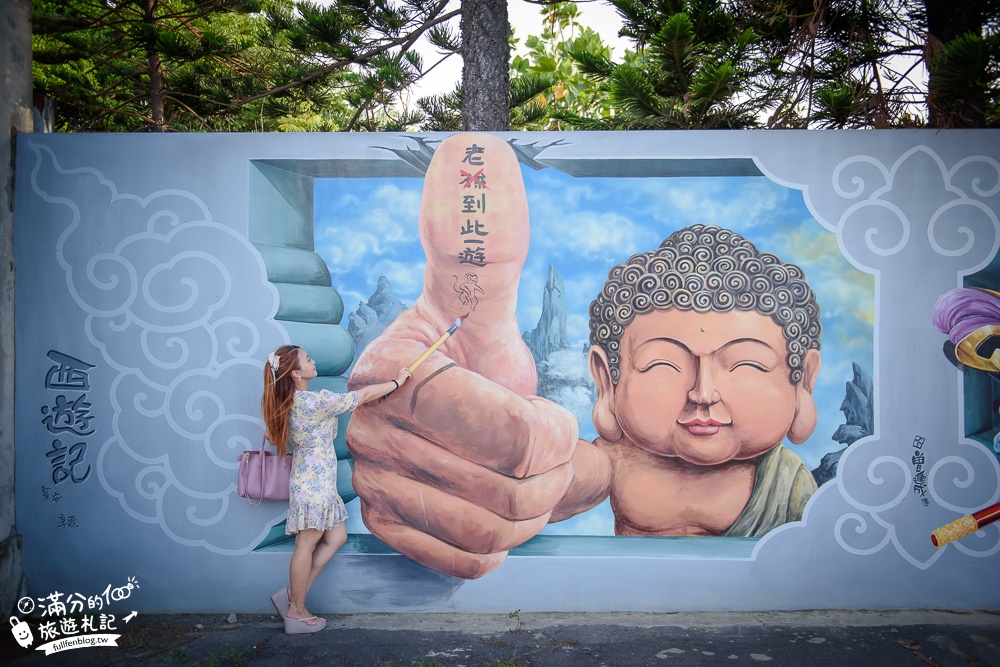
[288,529,323,623]
[305,522,347,592]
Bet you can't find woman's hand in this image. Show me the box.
[394,367,412,388]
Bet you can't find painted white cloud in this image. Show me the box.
[365,259,426,300]
[320,232,392,273]
[563,273,603,316]
[648,180,785,230]
[566,313,591,348]
[336,287,368,315]
[535,207,657,260]
[541,348,593,385]
[317,183,421,273]
[527,177,657,260]
[538,349,597,441]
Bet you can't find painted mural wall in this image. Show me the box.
[13,130,1000,613]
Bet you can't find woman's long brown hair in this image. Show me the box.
[261,345,300,457]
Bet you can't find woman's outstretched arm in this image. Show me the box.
[354,367,412,405]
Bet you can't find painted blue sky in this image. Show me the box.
[315,164,875,536]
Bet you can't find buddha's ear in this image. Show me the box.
[589,346,623,443]
[788,349,822,445]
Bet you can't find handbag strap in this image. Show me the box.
[254,435,269,506]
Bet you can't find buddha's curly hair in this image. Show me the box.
[588,224,821,385]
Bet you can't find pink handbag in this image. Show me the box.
[237,436,292,506]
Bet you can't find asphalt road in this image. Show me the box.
[3,610,999,666]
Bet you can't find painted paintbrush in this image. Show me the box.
[407,314,469,373]
[378,314,469,403]
[930,500,1000,547]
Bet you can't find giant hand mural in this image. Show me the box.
[347,134,579,578]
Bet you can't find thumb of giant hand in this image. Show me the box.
[415,133,536,395]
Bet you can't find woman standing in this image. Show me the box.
[261,344,410,634]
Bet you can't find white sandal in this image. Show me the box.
[284,615,326,635]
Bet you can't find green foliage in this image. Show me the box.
[809,79,881,128]
[552,0,998,129]
[34,0,996,132]
[416,89,463,131]
[737,0,919,127]
[414,658,446,667]
[555,0,774,129]
[508,2,618,129]
[32,0,454,132]
[510,73,558,127]
[735,0,999,128]
[928,31,1000,127]
[507,608,526,632]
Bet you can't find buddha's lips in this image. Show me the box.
[679,418,727,436]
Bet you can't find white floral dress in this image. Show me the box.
[285,389,359,535]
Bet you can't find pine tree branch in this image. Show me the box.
[237,0,459,106]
